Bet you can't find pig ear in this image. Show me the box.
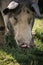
[7,1,19,9]
[3,1,19,15]
[32,3,42,18]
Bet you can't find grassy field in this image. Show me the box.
[0,19,43,65]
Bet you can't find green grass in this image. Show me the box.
[0,18,43,65]
[33,19,43,50]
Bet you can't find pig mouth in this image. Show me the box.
[19,42,35,48]
[19,43,31,48]
[19,43,29,48]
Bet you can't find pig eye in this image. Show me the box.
[29,7,35,12]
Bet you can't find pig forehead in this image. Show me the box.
[9,6,33,19]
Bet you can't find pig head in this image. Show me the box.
[2,0,42,48]
[7,6,34,48]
